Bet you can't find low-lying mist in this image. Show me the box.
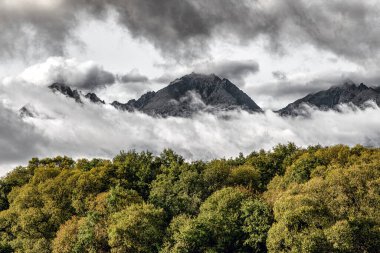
[1,83,379,175]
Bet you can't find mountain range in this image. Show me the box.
[277,81,380,116]
[111,73,262,117]
[23,73,380,118]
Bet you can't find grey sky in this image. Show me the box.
[1,1,379,100]
[2,0,380,62]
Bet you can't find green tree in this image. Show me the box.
[108,203,165,253]
[267,162,380,253]
[0,166,33,211]
[113,151,162,199]
[149,162,206,218]
[246,143,299,190]
[163,187,273,252]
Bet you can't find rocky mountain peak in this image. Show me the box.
[112,73,262,117]
[277,82,380,116]
[49,83,82,103]
[47,74,261,117]
[49,83,108,105]
[85,93,105,104]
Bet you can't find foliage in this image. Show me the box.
[108,203,165,253]
[0,144,379,252]
[161,187,273,252]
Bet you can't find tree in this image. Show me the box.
[113,151,162,199]
[1,145,380,253]
[246,143,299,191]
[267,162,380,253]
[0,166,34,211]
[108,203,165,253]
[227,165,260,191]
[52,216,80,253]
[149,162,206,218]
[163,187,273,252]
[202,159,231,193]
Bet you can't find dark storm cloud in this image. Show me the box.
[77,65,115,89]
[19,57,116,90]
[119,72,149,83]
[1,0,380,62]
[0,1,78,60]
[194,60,260,86]
[0,0,210,60]
[210,60,259,82]
[286,1,380,62]
[152,60,259,87]
[253,79,335,100]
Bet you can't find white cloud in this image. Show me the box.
[1,59,380,176]
[18,57,115,89]
[1,75,380,175]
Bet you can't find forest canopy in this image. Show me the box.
[0,144,379,252]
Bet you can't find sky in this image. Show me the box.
[1,0,380,174]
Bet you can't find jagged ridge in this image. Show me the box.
[47,77,380,118]
[277,81,380,116]
[49,83,104,105]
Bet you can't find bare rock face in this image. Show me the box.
[112,73,262,117]
[49,83,107,105]
[277,81,380,116]
[111,101,134,112]
[85,93,105,104]
[49,83,82,103]
[112,91,156,112]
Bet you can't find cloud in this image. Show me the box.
[1,57,160,105]
[0,102,47,169]
[272,71,287,81]
[153,74,176,85]
[0,0,79,60]
[153,60,259,87]
[2,72,380,175]
[194,60,259,87]
[1,0,380,63]
[254,78,336,100]
[118,70,149,83]
[250,70,380,110]
[17,57,115,90]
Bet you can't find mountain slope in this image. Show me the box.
[85,93,105,104]
[49,83,105,105]
[113,73,262,117]
[49,83,82,103]
[277,82,380,116]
